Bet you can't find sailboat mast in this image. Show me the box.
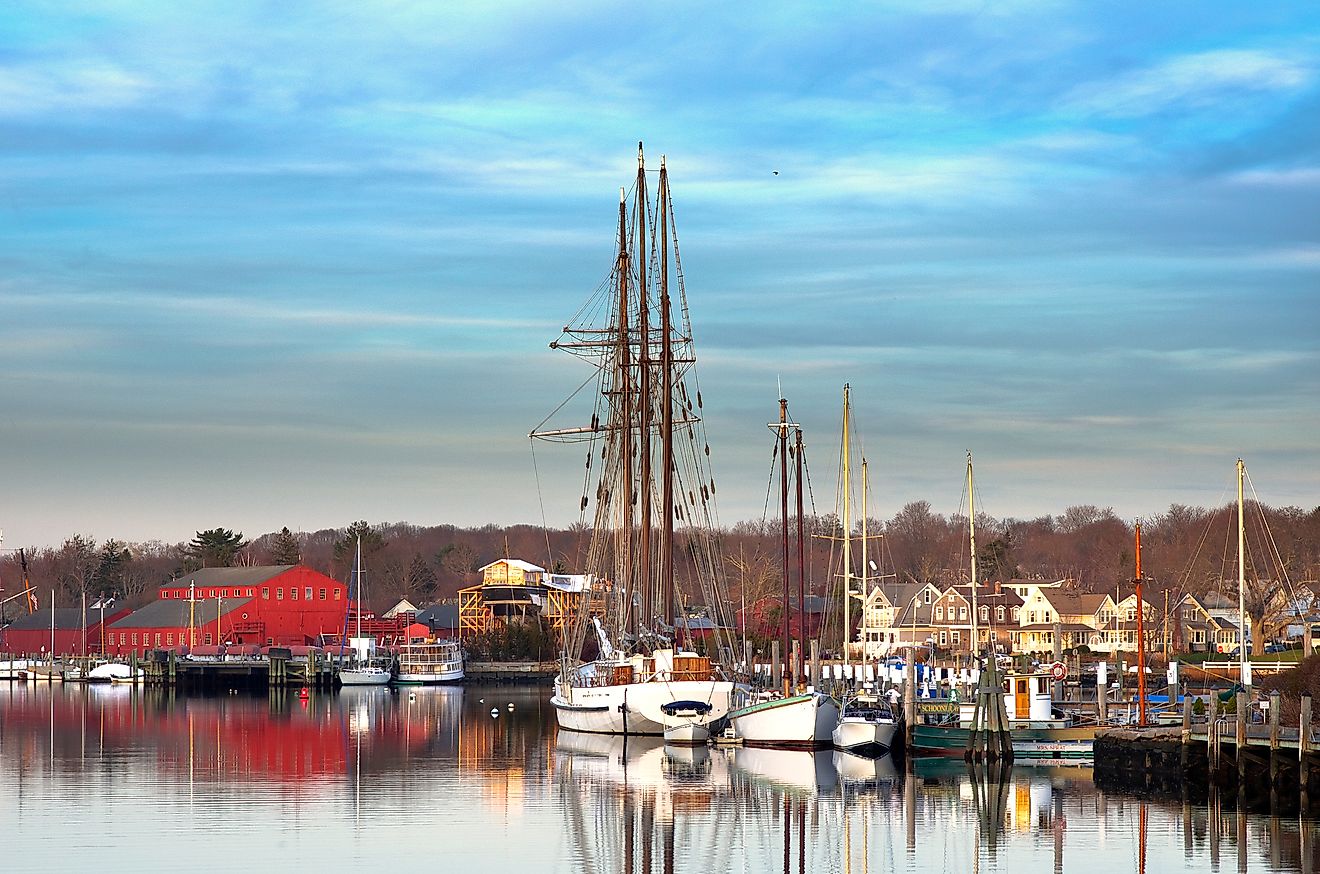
[355,536,363,641]
[795,424,806,687]
[615,185,635,636]
[862,459,869,605]
[1135,521,1146,726]
[967,452,980,657]
[636,145,653,632]
[1237,458,1250,688]
[659,158,675,639]
[779,397,790,696]
[842,384,851,670]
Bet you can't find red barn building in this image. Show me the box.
[2,605,132,656]
[104,565,356,656]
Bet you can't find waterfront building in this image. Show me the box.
[102,565,358,656]
[857,582,1023,659]
[1,605,132,656]
[457,558,596,643]
[1175,592,1242,653]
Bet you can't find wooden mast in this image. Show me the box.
[615,183,634,636]
[968,452,980,656]
[778,397,790,696]
[636,144,653,633]
[659,156,675,641]
[1136,521,1147,726]
[795,423,806,688]
[841,384,852,671]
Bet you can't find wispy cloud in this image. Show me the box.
[1061,49,1313,118]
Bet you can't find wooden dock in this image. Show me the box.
[1094,691,1319,815]
[464,660,558,684]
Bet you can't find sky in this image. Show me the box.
[0,2,1318,549]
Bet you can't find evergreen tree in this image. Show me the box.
[187,528,247,568]
[270,527,301,565]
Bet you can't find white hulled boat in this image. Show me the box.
[395,639,464,684]
[832,691,900,755]
[537,145,736,738]
[338,538,391,687]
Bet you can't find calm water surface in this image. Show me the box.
[0,682,1314,873]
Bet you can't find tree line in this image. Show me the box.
[2,500,1317,628]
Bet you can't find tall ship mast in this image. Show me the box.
[534,144,735,737]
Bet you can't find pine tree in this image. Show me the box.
[270,527,301,565]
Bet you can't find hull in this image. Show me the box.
[663,723,711,745]
[394,668,464,685]
[832,716,900,754]
[911,724,1095,758]
[553,680,734,736]
[729,693,839,748]
[339,668,391,686]
[396,643,464,685]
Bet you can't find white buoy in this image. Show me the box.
[409,691,416,701]
[479,698,485,704]
[490,708,499,718]
[507,703,515,711]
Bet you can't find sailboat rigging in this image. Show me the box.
[339,537,391,687]
[536,143,735,736]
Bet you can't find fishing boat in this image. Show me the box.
[727,398,838,748]
[908,454,1093,761]
[832,690,901,756]
[395,639,464,684]
[338,538,391,687]
[909,670,1095,759]
[537,144,736,736]
[661,699,714,745]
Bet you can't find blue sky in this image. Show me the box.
[1,2,1317,548]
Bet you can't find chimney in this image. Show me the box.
[995,581,1002,595]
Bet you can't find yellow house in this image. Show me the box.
[458,558,598,643]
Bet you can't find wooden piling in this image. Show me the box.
[1301,696,1313,806]
[1180,694,1193,770]
[1236,691,1248,789]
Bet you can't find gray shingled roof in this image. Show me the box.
[6,608,104,631]
[170,566,296,587]
[109,597,251,628]
[415,604,459,630]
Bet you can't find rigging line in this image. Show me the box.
[530,367,606,437]
[529,439,555,572]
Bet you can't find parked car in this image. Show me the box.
[1264,642,1289,654]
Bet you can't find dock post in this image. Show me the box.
[1096,661,1108,724]
[1209,694,1220,773]
[904,655,916,751]
[1236,691,1248,792]
[790,640,800,692]
[1181,693,1193,770]
[810,640,820,690]
[1301,696,1313,810]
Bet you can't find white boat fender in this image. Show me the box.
[490,708,500,718]
[507,703,514,711]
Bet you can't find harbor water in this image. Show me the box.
[0,682,1315,873]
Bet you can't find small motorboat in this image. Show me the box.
[661,699,715,745]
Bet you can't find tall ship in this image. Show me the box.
[534,144,737,736]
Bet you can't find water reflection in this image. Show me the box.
[2,683,1319,873]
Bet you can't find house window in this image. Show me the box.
[939,631,948,645]
[1029,612,1037,624]
[262,588,269,600]
[1126,608,1136,622]
[163,591,170,599]
[959,607,968,620]
[952,630,961,644]
[167,633,174,646]
[277,588,284,600]
[334,588,342,601]
[154,633,161,646]
[1193,630,1205,643]
[305,587,313,600]
[1012,607,1019,620]
[204,634,212,645]
[996,606,1005,622]
[131,633,138,646]
[980,606,989,622]
[120,633,126,645]
[319,588,327,601]
[247,589,253,597]
[936,606,943,620]
[924,591,932,604]
[291,588,299,601]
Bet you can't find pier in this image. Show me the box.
[1094,692,1320,815]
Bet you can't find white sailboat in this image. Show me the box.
[830,387,900,754]
[728,398,838,747]
[339,537,391,687]
[540,145,734,735]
